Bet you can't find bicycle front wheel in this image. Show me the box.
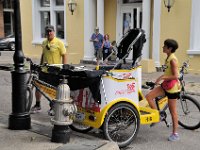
[177,94,200,130]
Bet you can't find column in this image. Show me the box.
[152,0,162,67]
[142,0,151,59]
[83,0,97,60]
[97,0,104,35]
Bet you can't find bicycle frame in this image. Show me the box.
[26,63,57,105]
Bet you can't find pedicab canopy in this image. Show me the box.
[47,28,146,102]
[117,28,146,66]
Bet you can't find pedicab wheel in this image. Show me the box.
[69,122,93,133]
[103,102,140,148]
[26,85,33,112]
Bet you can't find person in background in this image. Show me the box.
[90,27,103,66]
[30,25,67,114]
[102,34,113,64]
[145,39,181,141]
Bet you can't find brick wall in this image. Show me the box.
[0,3,4,38]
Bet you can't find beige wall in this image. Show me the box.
[66,1,84,64]
[160,0,199,74]
[104,0,117,42]
[20,0,84,64]
[20,0,41,59]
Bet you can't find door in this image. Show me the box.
[119,6,142,60]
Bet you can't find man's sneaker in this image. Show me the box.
[30,105,41,114]
[168,133,179,141]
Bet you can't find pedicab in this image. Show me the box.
[58,28,160,148]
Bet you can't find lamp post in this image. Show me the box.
[164,0,175,12]
[68,0,77,15]
[8,0,31,130]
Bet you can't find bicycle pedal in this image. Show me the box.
[150,122,158,127]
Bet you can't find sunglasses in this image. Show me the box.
[47,29,53,32]
[46,30,53,35]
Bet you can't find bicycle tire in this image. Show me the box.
[177,94,200,130]
[103,102,140,148]
[69,123,93,133]
[26,86,33,112]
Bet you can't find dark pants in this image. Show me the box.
[103,48,111,61]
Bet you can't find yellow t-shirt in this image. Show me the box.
[41,37,66,65]
[163,53,181,93]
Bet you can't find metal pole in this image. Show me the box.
[8,0,31,130]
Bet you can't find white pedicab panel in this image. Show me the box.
[100,76,139,109]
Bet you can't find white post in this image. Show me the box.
[83,0,96,60]
[142,0,151,59]
[152,0,162,67]
[97,0,104,35]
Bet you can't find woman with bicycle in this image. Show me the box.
[146,39,181,141]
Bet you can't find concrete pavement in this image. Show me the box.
[0,111,119,150]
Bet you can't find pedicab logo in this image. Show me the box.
[115,82,135,95]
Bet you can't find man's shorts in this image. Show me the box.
[94,48,103,60]
[38,71,60,87]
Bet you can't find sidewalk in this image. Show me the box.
[0,112,119,150]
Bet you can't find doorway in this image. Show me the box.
[117,2,142,60]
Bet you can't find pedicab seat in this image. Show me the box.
[47,65,104,103]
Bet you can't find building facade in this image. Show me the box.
[20,0,200,74]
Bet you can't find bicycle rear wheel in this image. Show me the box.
[103,103,140,148]
[177,94,200,130]
[69,122,93,133]
[26,85,33,112]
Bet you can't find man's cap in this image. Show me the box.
[45,25,54,31]
[95,26,99,30]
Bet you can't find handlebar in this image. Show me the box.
[179,60,189,80]
[142,81,156,90]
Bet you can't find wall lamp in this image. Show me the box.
[164,0,175,12]
[68,0,77,15]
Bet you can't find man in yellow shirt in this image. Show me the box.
[30,25,67,114]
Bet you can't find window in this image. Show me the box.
[32,0,66,44]
[123,0,142,4]
[3,0,14,36]
[3,0,13,9]
[187,0,200,55]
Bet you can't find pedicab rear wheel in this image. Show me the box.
[69,122,93,133]
[103,102,140,148]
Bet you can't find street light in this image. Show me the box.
[164,0,175,12]
[8,0,31,130]
[68,0,77,15]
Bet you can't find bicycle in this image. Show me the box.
[25,57,59,113]
[143,61,200,130]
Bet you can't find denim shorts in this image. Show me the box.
[94,48,103,60]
